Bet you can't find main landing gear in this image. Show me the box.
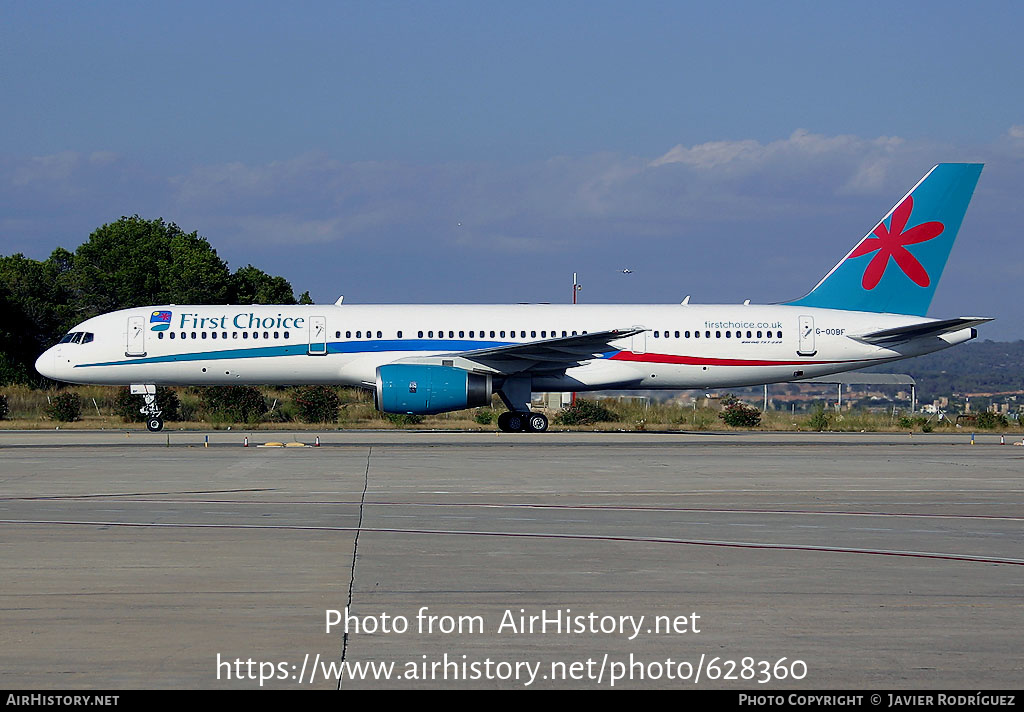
[497,411,548,433]
[495,376,549,433]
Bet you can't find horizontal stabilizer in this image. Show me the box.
[851,317,992,344]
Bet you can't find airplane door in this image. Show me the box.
[798,315,816,356]
[630,327,647,354]
[308,316,327,355]
[126,316,146,357]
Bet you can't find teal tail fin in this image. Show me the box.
[786,163,982,316]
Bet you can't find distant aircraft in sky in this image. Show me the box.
[36,164,988,433]
[621,268,633,274]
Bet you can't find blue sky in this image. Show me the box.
[3,1,1024,338]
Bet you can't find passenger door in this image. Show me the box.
[125,316,146,357]
[308,316,327,355]
[797,315,816,356]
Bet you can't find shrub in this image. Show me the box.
[473,409,495,425]
[0,394,7,420]
[46,392,82,422]
[554,399,619,426]
[293,386,341,423]
[197,386,267,423]
[807,406,830,432]
[114,387,181,422]
[719,401,762,427]
[976,411,1009,429]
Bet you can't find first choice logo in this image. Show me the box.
[177,312,307,331]
[150,310,171,331]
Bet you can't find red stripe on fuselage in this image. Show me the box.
[608,351,865,367]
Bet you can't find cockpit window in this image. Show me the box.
[57,331,94,345]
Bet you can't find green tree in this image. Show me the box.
[65,215,233,314]
[231,265,297,304]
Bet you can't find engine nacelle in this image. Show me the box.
[375,364,493,415]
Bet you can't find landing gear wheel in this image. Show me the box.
[527,412,549,432]
[147,417,164,432]
[497,411,526,432]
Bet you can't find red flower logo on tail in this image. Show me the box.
[848,196,944,290]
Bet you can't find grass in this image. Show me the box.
[0,385,1019,433]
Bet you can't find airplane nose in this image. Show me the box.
[35,349,56,379]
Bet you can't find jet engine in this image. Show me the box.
[375,364,492,415]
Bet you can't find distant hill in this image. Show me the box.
[866,340,1024,398]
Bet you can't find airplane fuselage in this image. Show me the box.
[36,303,975,392]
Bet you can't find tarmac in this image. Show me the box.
[0,429,1021,689]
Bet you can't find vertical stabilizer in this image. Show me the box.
[786,163,982,316]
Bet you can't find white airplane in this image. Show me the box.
[36,163,990,433]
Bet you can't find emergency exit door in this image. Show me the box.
[630,326,647,354]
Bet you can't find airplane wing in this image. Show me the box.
[851,317,993,345]
[397,327,645,375]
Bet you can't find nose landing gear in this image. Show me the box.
[140,392,164,432]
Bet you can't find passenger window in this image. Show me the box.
[377,331,382,338]
[397,331,403,338]
[499,331,505,338]
[541,331,546,338]
[191,332,197,339]
[284,331,289,339]
[170,332,176,340]
[459,331,465,338]
[242,332,248,339]
[335,331,340,338]
[274,332,279,339]
[572,331,577,336]
[705,331,710,338]
[562,331,567,337]
[490,331,496,338]
[211,332,217,339]
[158,332,164,339]
[428,331,434,338]
[767,331,773,338]
[716,331,721,338]
[356,331,361,338]
[725,331,731,338]
[694,331,700,339]
[778,330,783,339]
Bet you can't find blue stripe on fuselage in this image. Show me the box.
[75,339,514,368]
